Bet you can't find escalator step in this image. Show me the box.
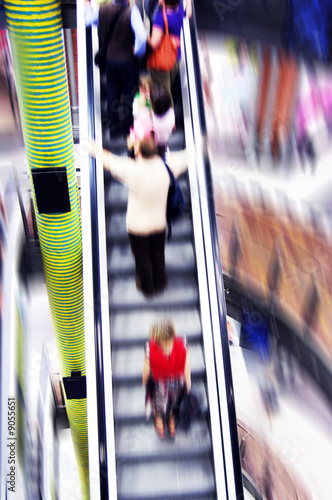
[110,308,202,347]
[108,240,196,277]
[105,181,129,210]
[109,275,199,311]
[117,456,216,500]
[102,134,129,156]
[115,418,212,462]
[167,129,186,151]
[100,95,217,499]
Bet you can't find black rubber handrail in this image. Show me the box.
[188,8,244,499]
[86,25,109,500]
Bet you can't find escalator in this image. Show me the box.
[105,161,217,499]
[102,45,236,500]
[80,3,243,499]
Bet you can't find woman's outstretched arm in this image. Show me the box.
[88,140,133,184]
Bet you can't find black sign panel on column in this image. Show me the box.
[31,167,71,214]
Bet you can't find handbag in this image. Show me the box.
[176,388,201,431]
[147,5,180,72]
[163,160,185,240]
[94,6,127,72]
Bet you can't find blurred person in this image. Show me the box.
[134,0,144,17]
[269,53,298,162]
[89,136,189,296]
[151,84,175,159]
[283,0,332,62]
[148,0,192,107]
[93,0,147,138]
[144,0,160,30]
[133,73,153,117]
[240,303,278,418]
[142,318,191,439]
[127,73,153,157]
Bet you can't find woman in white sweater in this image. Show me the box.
[89,136,189,296]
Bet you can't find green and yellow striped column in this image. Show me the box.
[3,1,89,497]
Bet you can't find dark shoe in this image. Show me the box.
[135,278,142,291]
[136,278,154,298]
[154,276,167,295]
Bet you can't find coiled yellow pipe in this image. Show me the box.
[3,0,89,497]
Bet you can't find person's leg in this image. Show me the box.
[106,59,121,137]
[152,380,166,439]
[120,58,139,136]
[129,232,154,295]
[150,230,166,292]
[154,414,164,439]
[170,62,180,89]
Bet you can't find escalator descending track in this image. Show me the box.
[104,154,218,498]
[85,6,243,498]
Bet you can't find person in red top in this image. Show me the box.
[142,318,191,439]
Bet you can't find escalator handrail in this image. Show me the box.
[180,52,229,500]
[183,7,244,499]
[86,25,113,500]
[77,2,117,497]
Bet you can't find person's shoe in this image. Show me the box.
[136,278,155,298]
[154,277,168,295]
[135,278,142,292]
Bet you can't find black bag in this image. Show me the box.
[164,161,185,240]
[94,48,107,72]
[177,389,201,431]
[94,6,127,72]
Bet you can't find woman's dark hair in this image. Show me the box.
[165,0,180,6]
[139,136,156,158]
[151,86,172,116]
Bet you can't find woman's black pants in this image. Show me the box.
[129,230,166,296]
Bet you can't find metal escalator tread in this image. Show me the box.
[108,240,196,277]
[109,275,199,310]
[115,418,212,462]
[104,115,217,498]
[117,457,216,500]
[110,308,202,347]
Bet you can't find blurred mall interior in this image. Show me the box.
[1,0,332,499]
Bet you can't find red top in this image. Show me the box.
[150,337,186,381]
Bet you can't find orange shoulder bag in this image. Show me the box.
[147,6,180,72]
